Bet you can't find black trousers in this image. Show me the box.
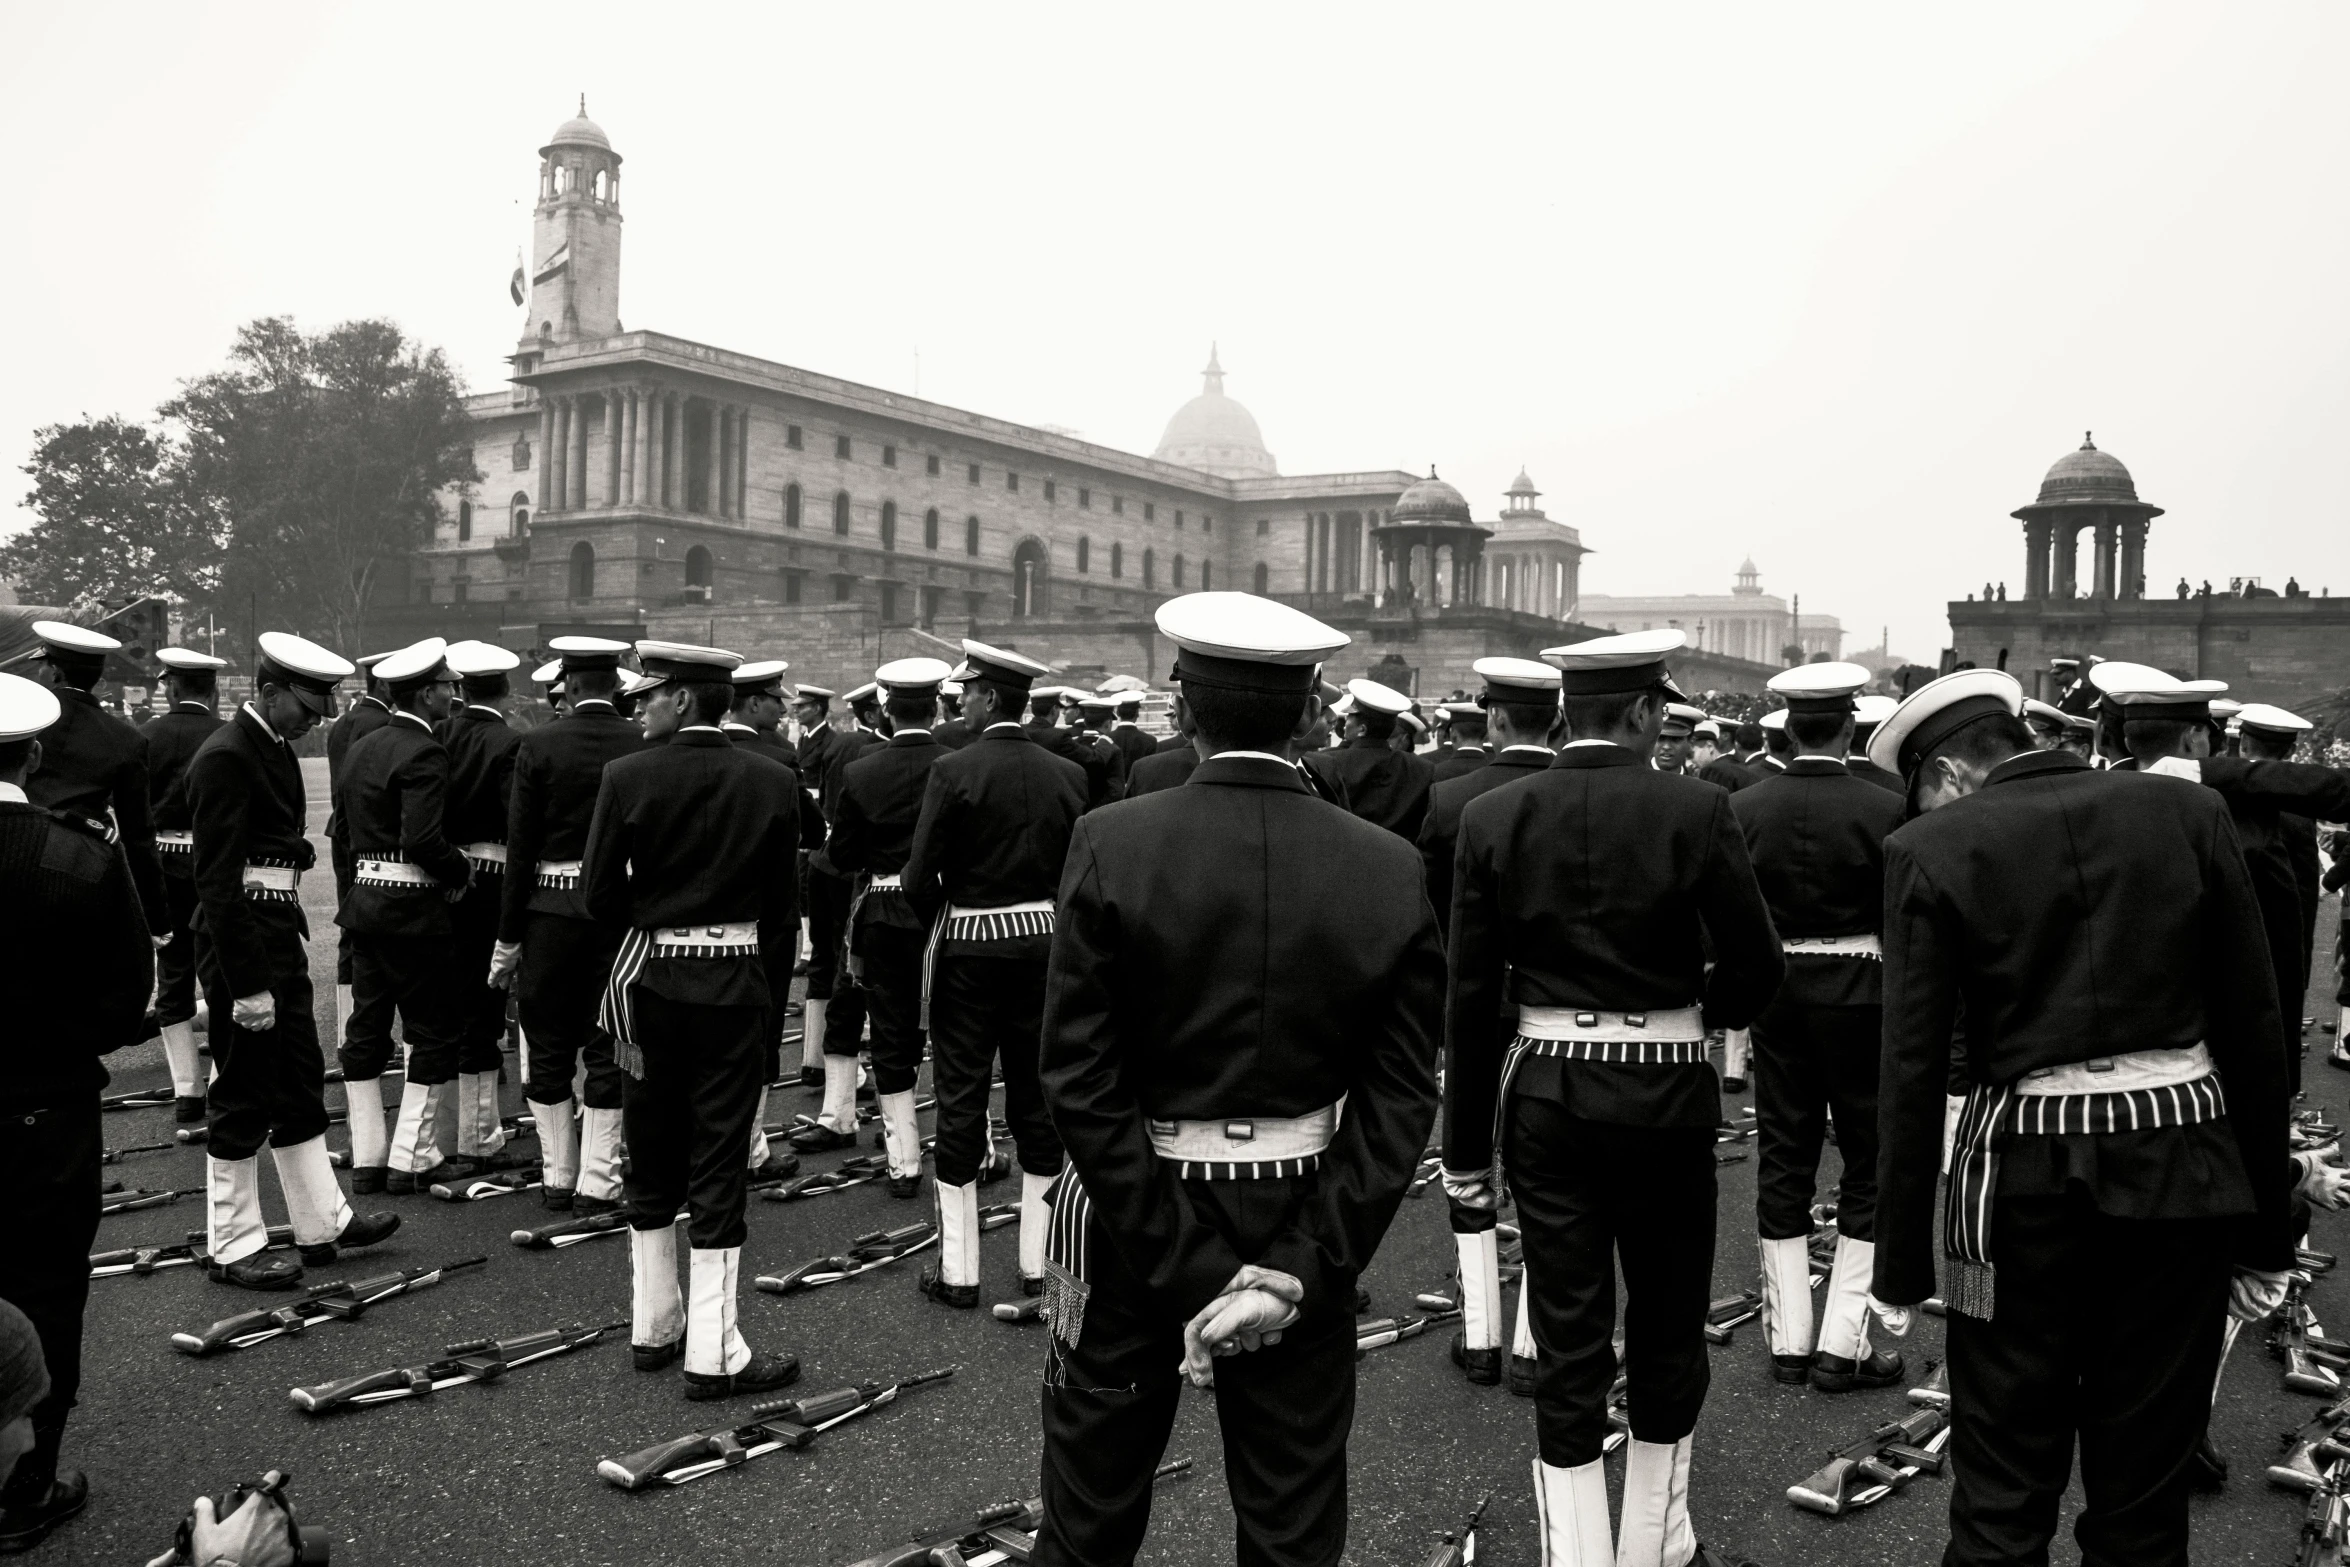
[929,953,1061,1186]
[805,866,851,1002]
[1034,1175,1355,1567]
[1509,1096,1715,1466]
[153,871,203,1028]
[1943,1190,2231,1567]
[820,973,869,1060]
[516,913,624,1110]
[1751,999,1882,1241]
[622,992,765,1249]
[852,921,927,1094]
[0,1100,99,1502]
[447,876,510,1071]
[198,901,330,1162]
[340,932,467,1085]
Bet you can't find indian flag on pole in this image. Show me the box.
[509,247,526,307]
[532,244,571,286]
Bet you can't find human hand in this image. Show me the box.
[175,1487,301,1567]
[1869,1296,1914,1339]
[232,991,276,1031]
[1180,1288,1302,1388]
[2295,1151,2350,1211]
[487,941,522,990]
[1441,1168,1497,1211]
[2229,1266,2294,1323]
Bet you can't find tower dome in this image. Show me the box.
[1154,346,1277,478]
[2034,433,2137,505]
[543,96,618,159]
[1392,468,1473,524]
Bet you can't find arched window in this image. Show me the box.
[1142,548,1155,589]
[686,545,713,588]
[1012,539,1048,619]
[880,501,897,553]
[457,500,473,542]
[924,507,940,550]
[785,482,802,529]
[1173,552,1185,590]
[965,515,981,556]
[1076,536,1091,573]
[1110,541,1123,578]
[510,491,531,537]
[569,541,595,602]
[1200,559,1212,591]
[833,491,851,535]
[1252,562,1269,595]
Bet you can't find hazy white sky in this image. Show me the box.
[4,1,2342,661]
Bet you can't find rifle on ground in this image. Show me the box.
[597,1366,957,1490]
[429,1168,544,1202]
[1786,1405,1949,1515]
[2273,1398,2350,1491]
[171,1258,488,1356]
[1415,1490,1493,1567]
[992,1296,1044,1324]
[2277,1280,2349,1396]
[762,1155,892,1202]
[101,1187,202,1216]
[92,1227,294,1279]
[101,1141,172,1164]
[1357,1307,1463,1357]
[2301,1459,2350,1567]
[508,1211,690,1250]
[839,1457,1192,1567]
[101,1086,177,1111]
[1702,1287,1764,1345]
[289,1321,626,1412]
[1908,1360,1950,1409]
[756,1224,939,1295]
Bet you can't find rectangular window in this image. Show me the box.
[1255,518,1268,536]
[452,578,469,604]
[1007,472,1019,492]
[968,463,981,484]
[1145,502,1155,522]
[835,435,852,459]
[1113,495,1124,515]
[926,454,941,476]
[833,575,855,603]
[1076,487,1088,508]
[880,583,899,622]
[783,570,803,604]
[1045,480,1058,503]
[787,425,803,450]
[965,591,985,619]
[882,444,897,468]
[1203,517,1213,534]
[1174,509,1183,528]
[921,586,941,629]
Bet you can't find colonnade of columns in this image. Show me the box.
[534,389,754,519]
[2018,507,2149,601]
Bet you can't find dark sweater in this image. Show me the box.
[0,797,153,1104]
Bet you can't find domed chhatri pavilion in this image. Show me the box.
[1948,433,2350,708]
[401,107,1780,697]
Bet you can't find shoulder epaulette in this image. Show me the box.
[47,807,118,844]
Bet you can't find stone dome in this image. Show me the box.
[1391,468,1474,525]
[2034,433,2137,505]
[1153,346,1277,479]
[544,98,615,156]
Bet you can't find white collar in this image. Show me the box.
[241,701,283,745]
[2145,755,2203,783]
[571,699,616,712]
[984,721,1025,734]
[721,722,757,734]
[466,704,504,719]
[173,701,213,713]
[359,694,390,712]
[0,782,25,805]
[392,710,433,732]
[1499,744,1556,757]
[1207,749,1288,766]
[679,724,725,735]
[1563,738,1617,749]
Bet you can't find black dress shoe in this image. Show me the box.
[1508,1353,1538,1397]
[173,1095,207,1125]
[349,1165,387,1196]
[1020,1274,1046,1298]
[633,1339,683,1373]
[443,1150,523,1179]
[384,1165,450,1195]
[540,1185,575,1212]
[977,1151,1012,1185]
[0,1471,89,1554]
[685,1352,801,1401]
[918,1267,978,1309]
[750,1153,802,1183]
[1771,1353,1812,1385]
[888,1175,923,1199]
[1810,1348,1905,1393]
[298,1209,400,1265]
[799,1065,824,1088]
[788,1123,857,1154]
[2188,1433,2228,1490]
[207,1252,304,1290]
[575,1194,622,1217]
[1722,1075,1748,1093]
[1450,1332,1501,1386]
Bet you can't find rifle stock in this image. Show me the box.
[600,1367,958,1491]
[1787,1407,1946,1515]
[839,1458,1189,1567]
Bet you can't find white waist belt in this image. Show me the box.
[868,873,904,890]
[654,922,759,947]
[950,898,1052,919]
[1516,1005,1706,1043]
[1149,1103,1337,1168]
[240,865,299,893]
[538,859,582,889]
[2016,1043,2212,1096]
[355,858,438,886]
[460,842,507,865]
[155,830,195,851]
[1783,933,1881,958]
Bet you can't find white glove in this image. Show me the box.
[152,933,173,950]
[1441,1168,1498,1212]
[151,1489,301,1567]
[1179,1265,1304,1388]
[2229,1266,2294,1323]
[1869,1296,1914,1339]
[488,940,523,990]
[2295,1151,2350,1211]
[232,991,276,1031]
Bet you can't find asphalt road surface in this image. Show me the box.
[29,761,2348,1563]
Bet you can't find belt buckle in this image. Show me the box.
[1626,1012,1648,1028]
[705,926,726,940]
[2086,1058,2115,1074]
[1574,1012,1599,1028]
[1224,1120,1254,1144]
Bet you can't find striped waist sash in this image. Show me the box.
[598,924,764,1077]
[1042,1170,1094,1350]
[354,853,440,888]
[843,871,906,983]
[1944,1045,2225,1323]
[459,841,507,873]
[240,860,301,902]
[1782,933,1882,959]
[1148,1104,1336,1179]
[1489,1003,1704,1201]
[155,829,195,853]
[537,859,583,890]
[922,898,1058,1029]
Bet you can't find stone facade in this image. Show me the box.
[1577,558,1845,665]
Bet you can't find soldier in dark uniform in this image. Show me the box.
[789,682,838,1083]
[1729,663,1905,1393]
[324,651,395,1042]
[582,640,800,1399]
[1430,701,1491,783]
[0,672,153,1551]
[332,638,479,1194]
[1032,593,1442,1567]
[1070,693,1130,808]
[1444,628,1782,1567]
[489,637,640,1213]
[25,622,163,933]
[1869,669,2291,1567]
[1415,658,1559,1386]
[144,647,229,1122]
[1126,725,1199,797]
[2236,705,2326,996]
[2049,655,2091,716]
[718,659,813,1181]
[1696,723,1757,794]
[186,634,398,1286]
[1654,702,1705,775]
[439,641,524,1175]
[1303,678,1432,842]
[792,682,882,1143]
[903,640,1088,1306]
[1107,689,1155,771]
[825,658,956,1198]
[932,681,974,751]
[1845,695,1905,793]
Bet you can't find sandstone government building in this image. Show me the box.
[386,107,1813,697]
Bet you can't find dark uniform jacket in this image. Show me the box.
[144,703,225,879]
[1844,754,1905,794]
[932,716,974,752]
[1125,745,1198,797]
[1041,753,1444,1318]
[30,685,162,924]
[440,705,521,851]
[1305,735,1434,842]
[829,730,949,935]
[332,712,471,939]
[325,696,394,895]
[185,708,316,998]
[1874,750,2292,1305]
[581,727,799,1010]
[2193,756,2350,1045]
[1445,744,1784,1157]
[1069,728,1128,810]
[1109,722,1156,772]
[1417,745,1552,942]
[1152,732,1189,755]
[499,701,644,936]
[1694,755,1753,793]
[794,722,834,792]
[817,726,885,822]
[1430,744,1490,785]
[724,724,825,853]
[1024,715,1083,764]
[904,723,1087,962]
[1728,758,1903,1006]
[0,791,152,1102]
